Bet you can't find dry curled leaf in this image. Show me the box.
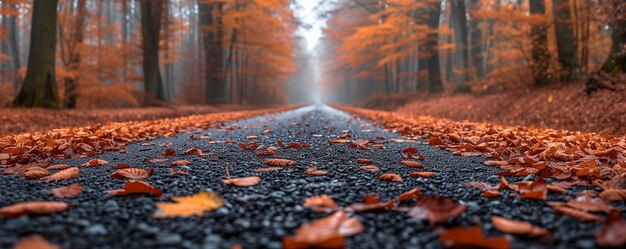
[356,159,373,164]
[599,189,626,202]
[346,194,395,212]
[360,165,380,172]
[517,179,548,200]
[440,225,510,249]
[399,188,422,202]
[264,158,296,166]
[409,171,435,178]
[107,180,163,197]
[171,160,192,166]
[110,167,154,180]
[22,167,49,180]
[491,216,550,237]
[0,201,69,218]
[379,173,403,182]
[408,195,467,224]
[552,204,601,222]
[81,159,108,167]
[12,235,59,249]
[223,176,261,187]
[40,167,80,182]
[160,148,176,156]
[595,210,626,247]
[50,183,84,198]
[154,191,224,218]
[305,166,328,176]
[401,160,423,168]
[482,190,502,198]
[283,211,363,249]
[169,168,190,176]
[47,164,70,170]
[303,195,339,212]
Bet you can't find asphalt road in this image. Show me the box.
[0,105,606,249]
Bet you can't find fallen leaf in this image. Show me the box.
[360,165,380,172]
[265,158,296,166]
[47,164,70,170]
[305,166,328,176]
[110,167,154,180]
[401,160,423,168]
[329,139,351,144]
[169,168,190,175]
[599,189,626,202]
[283,211,363,249]
[552,204,601,222]
[379,173,403,182]
[491,216,550,237]
[482,190,502,198]
[11,235,59,249]
[440,225,510,249]
[223,176,261,187]
[149,158,169,163]
[107,180,163,197]
[160,148,176,156]
[112,164,130,169]
[171,160,192,166]
[154,191,224,218]
[81,159,108,167]
[409,171,436,178]
[254,167,283,172]
[256,151,278,157]
[247,135,260,139]
[567,194,613,213]
[40,167,80,182]
[303,195,339,212]
[399,188,422,202]
[356,158,373,164]
[50,183,84,198]
[22,167,49,180]
[346,194,395,212]
[0,201,69,218]
[517,179,548,200]
[595,210,626,247]
[408,195,467,224]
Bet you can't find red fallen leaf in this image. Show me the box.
[40,167,80,182]
[303,195,339,212]
[22,167,49,180]
[265,158,296,166]
[184,147,206,156]
[356,159,373,164]
[171,160,192,166]
[107,180,163,197]
[262,129,272,134]
[482,190,502,198]
[81,159,108,167]
[149,158,169,163]
[346,194,395,212]
[223,176,261,187]
[409,171,436,178]
[256,151,278,157]
[440,225,510,249]
[305,166,328,176]
[491,216,550,237]
[360,165,380,172]
[329,139,351,144]
[402,146,418,153]
[599,189,626,202]
[428,137,445,146]
[484,160,509,166]
[339,133,351,139]
[408,195,467,224]
[254,167,283,172]
[50,183,84,198]
[160,148,177,156]
[110,167,154,180]
[595,210,626,247]
[112,164,130,169]
[416,155,425,160]
[497,176,512,190]
[399,188,422,202]
[517,178,548,200]
[283,211,363,249]
[371,144,384,149]
[379,173,403,182]
[46,164,70,170]
[12,235,59,249]
[267,146,279,151]
[401,160,423,168]
[0,201,69,218]
[169,168,190,175]
[550,203,601,222]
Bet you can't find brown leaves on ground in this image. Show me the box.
[11,235,59,249]
[599,189,626,202]
[491,216,550,237]
[40,167,80,182]
[398,188,422,202]
[21,167,49,180]
[256,151,278,157]
[51,183,84,198]
[0,201,69,218]
[154,191,224,218]
[107,180,163,197]
[223,176,262,187]
[254,167,283,172]
[409,171,435,178]
[303,195,339,213]
[595,210,626,247]
[160,149,177,156]
[379,173,403,182]
[548,202,602,222]
[356,158,372,164]
[81,159,108,167]
[305,166,328,176]
[110,167,154,180]
[346,194,395,212]
[440,225,510,249]
[408,195,467,224]
[360,165,380,172]
[283,211,363,249]
[401,160,422,168]
[264,158,296,166]
[515,179,548,200]
[171,160,192,166]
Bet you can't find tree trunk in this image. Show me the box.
[427,0,443,93]
[12,0,61,109]
[552,0,580,78]
[199,1,226,104]
[449,0,469,86]
[469,0,484,78]
[63,0,87,108]
[140,0,166,104]
[600,3,626,75]
[6,5,21,91]
[529,0,552,86]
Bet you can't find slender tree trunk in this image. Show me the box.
[199,1,226,104]
[450,0,469,86]
[12,0,61,108]
[140,0,166,104]
[63,0,87,108]
[552,0,580,78]
[427,0,443,93]
[529,0,552,86]
[6,6,21,91]
[469,0,484,78]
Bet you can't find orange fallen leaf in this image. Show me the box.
[47,164,70,170]
[40,167,80,182]
[550,203,601,222]
[256,151,278,157]
[154,191,224,218]
[599,189,626,202]
[305,166,328,176]
[112,164,130,169]
[329,139,351,144]
[160,148,177,156]
[171,160,192,166]
[482,190,502,198]
[265,158,296,166]
[409,171,435,178]
[346,194,395,212]
[408,195,467,224]
[595,210,626,247]
[262,129,273,134]
[379,173,403,182]
[517,179,548,200]
[360,165,380,172]
[303,195,339,212]
[110,167,154,180]
[283,211,363,249]
[268,146,279,151]
[401,160,423,168]
[247,135,260,139]
[169,168,190,175]
[22,167,49,180]
[107,180,163,197]
[440,225,510,249]
[81,159,108,167]
[399,188,422,202]
[491,216,550,237]
[12,235,59,249]
[50,183,84,198]
[356,158,373,164]
[0,201,69,218]
[223,176,261,187]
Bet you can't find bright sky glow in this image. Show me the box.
[296,0,324,51]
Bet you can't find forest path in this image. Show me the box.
[0,105,601,249]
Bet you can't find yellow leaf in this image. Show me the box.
[153,191,224,218]
[547,95,553,103]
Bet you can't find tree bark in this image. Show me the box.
[427,0,443,93]
[199,1,226,104]
[6,5,21,91]
[63,0,87,108]
[552,0,580,78]
[469,0,484,78]
[12,0,61,109]
[140,0,166,104]
[449,0,469,86]
[600,2,626,75]
[529,0,552,86]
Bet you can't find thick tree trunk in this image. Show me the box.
[199,1,226,104]
[12,0,61,109]
[6,6,21,90]
[600,13,626,74]
[469,0,484,78]
[140,0,166,104]
[449,0,470,86]
[529,0,552,86]
[552,0,580,78]
[427,0,443,93]
[63,0,87,108]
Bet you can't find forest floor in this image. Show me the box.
[0,105,258,135]
[359,82,626,136]
[1,105,625,248]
